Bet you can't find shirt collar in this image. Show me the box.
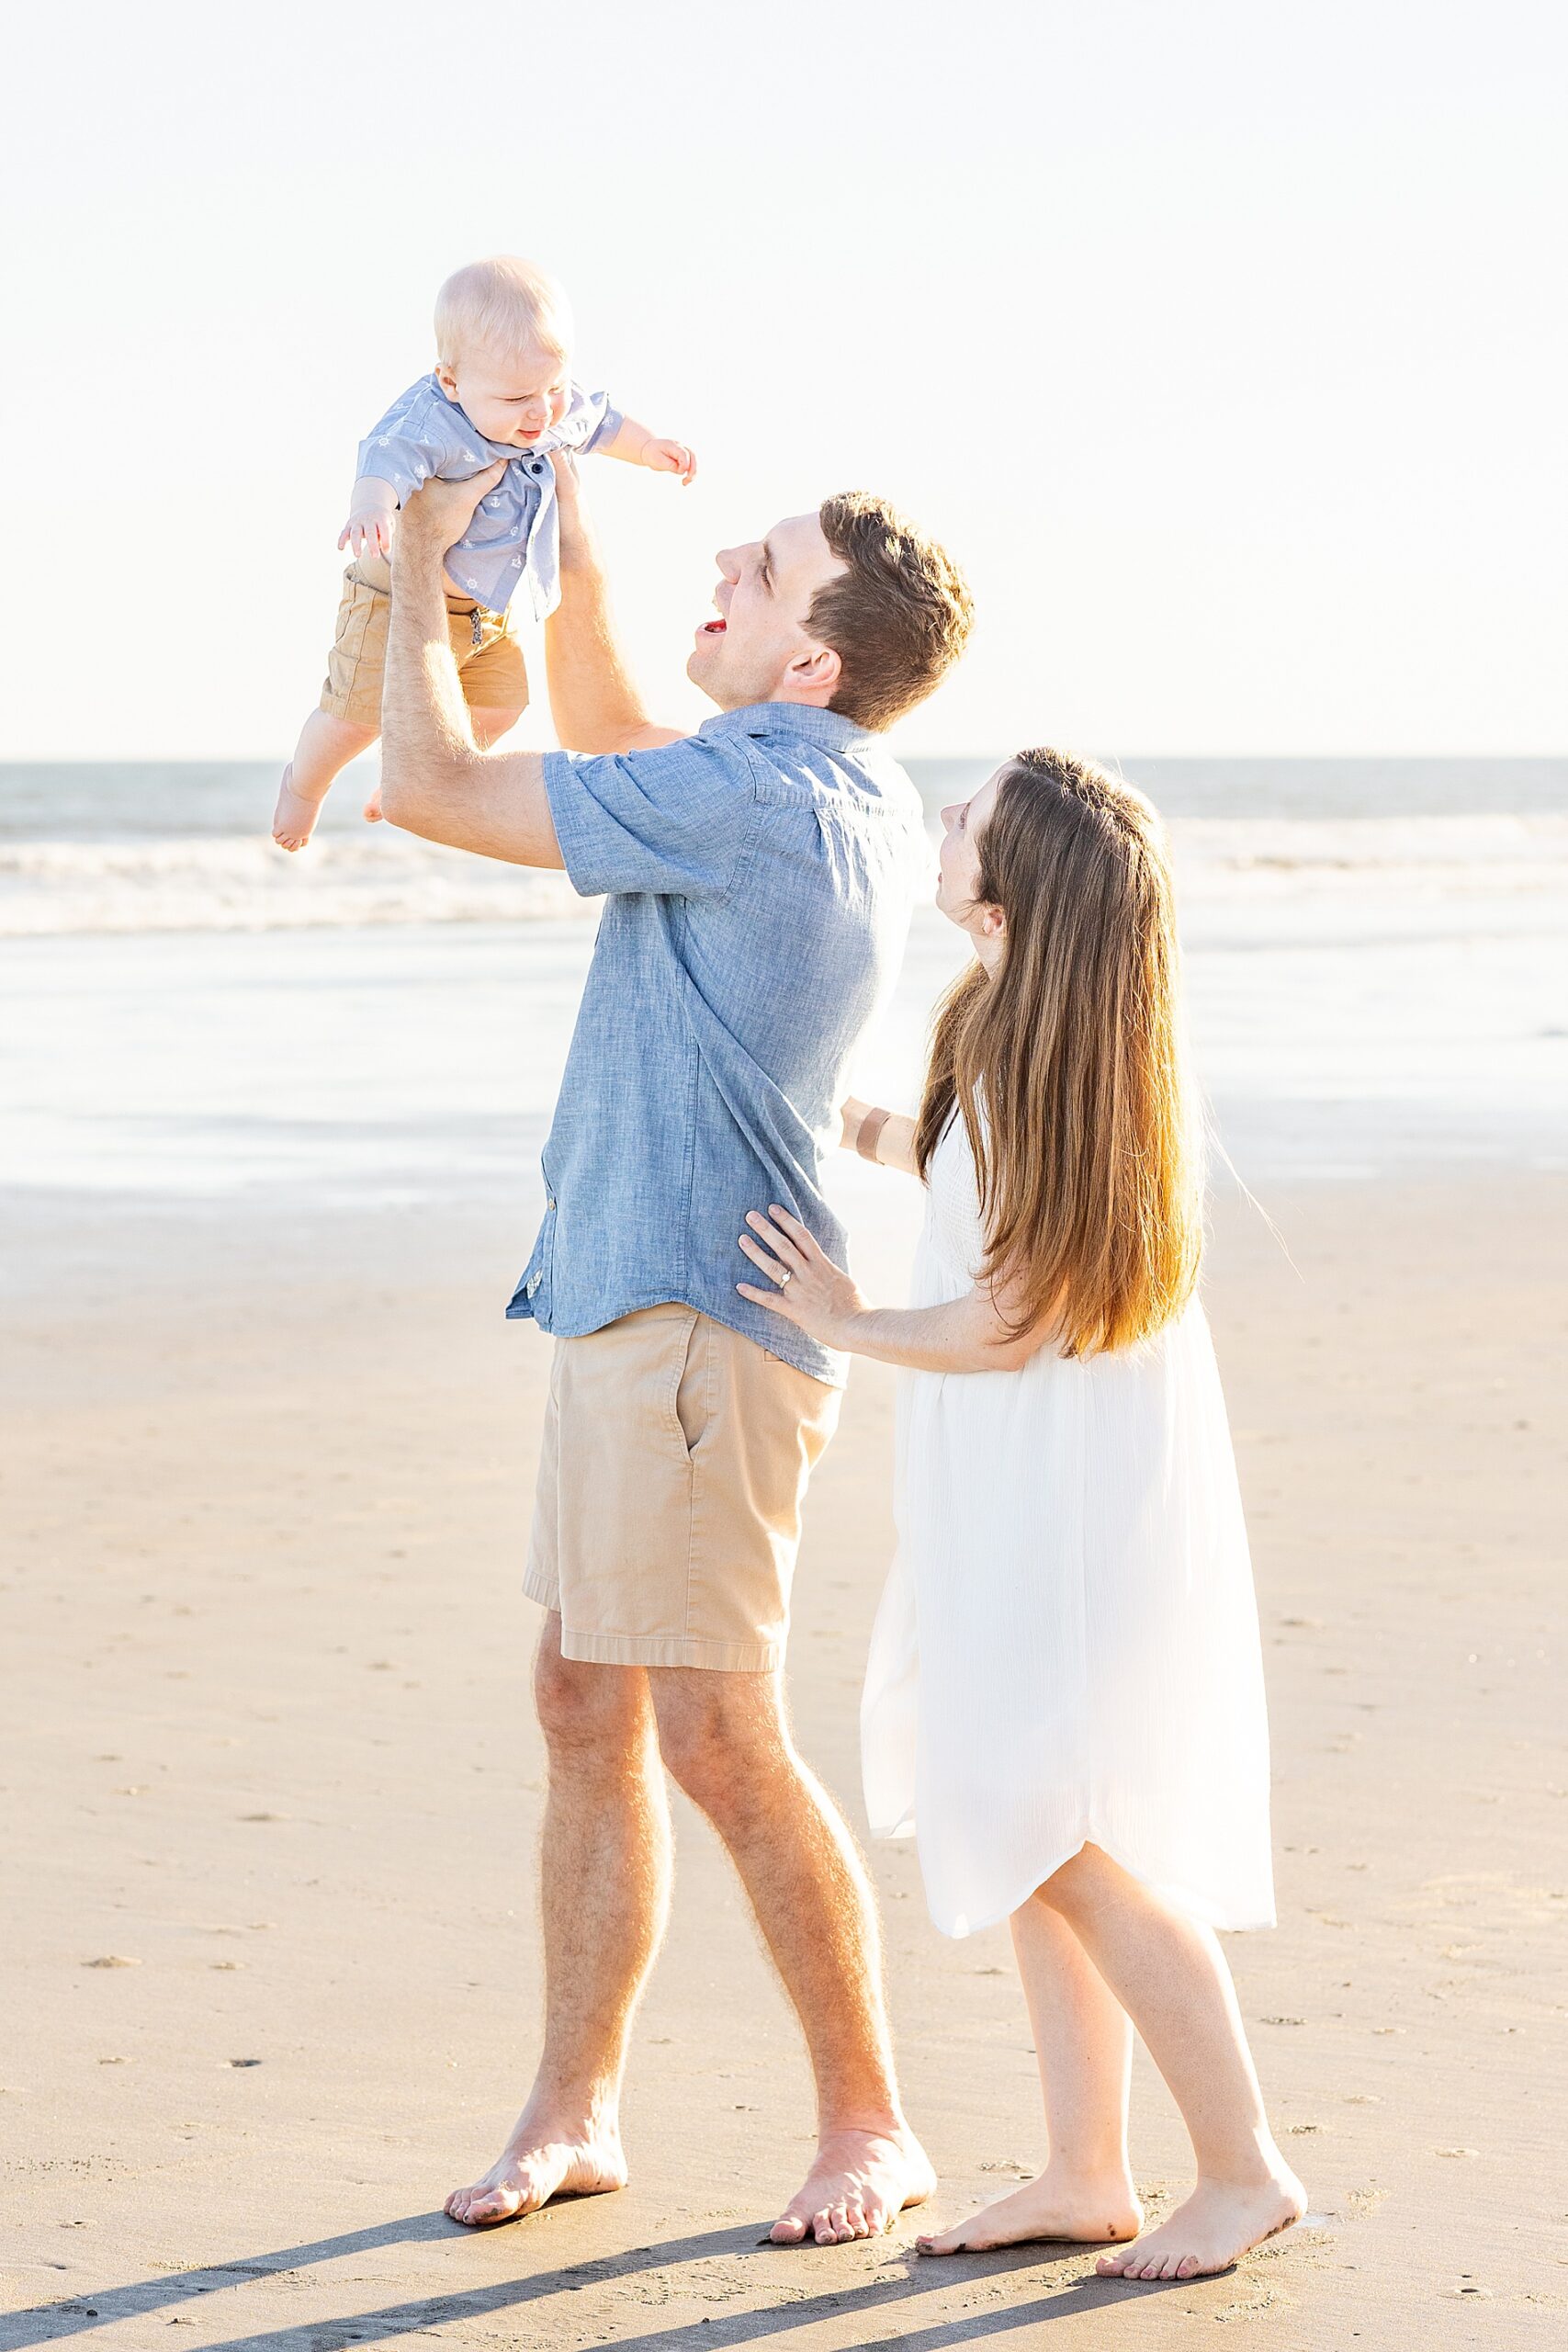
[696,702,877,754]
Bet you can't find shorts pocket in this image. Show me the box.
[674,1315,716,1461]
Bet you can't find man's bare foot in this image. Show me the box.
[917,2163,1143,2255]
[273,766,325,853]
[444,2110,628,2229]
[362,780,383,824]
[768,2125,936,2245]
[1094,2168,1305,2282]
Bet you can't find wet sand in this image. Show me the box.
[2,1162,1563,2350]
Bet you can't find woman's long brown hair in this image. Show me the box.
[914,749,1202,1357]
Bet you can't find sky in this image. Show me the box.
[1,0,1562,759]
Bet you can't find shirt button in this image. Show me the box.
[546,1194,556,1210]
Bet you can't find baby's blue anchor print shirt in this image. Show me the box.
[355,373,622,617]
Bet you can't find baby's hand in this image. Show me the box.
[642,437,697,486]
[338,500,397,560]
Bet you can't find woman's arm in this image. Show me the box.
[736,1207,1049,1374]
[839,1094,920,1177]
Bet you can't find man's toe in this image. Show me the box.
[769,2214,808,2245]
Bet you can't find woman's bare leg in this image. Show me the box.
[1037,1844,1304,2282]
[918,1894,1142,2253]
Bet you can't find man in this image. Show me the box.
[378,453,973,2245]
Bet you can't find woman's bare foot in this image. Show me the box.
[444,2109,628,2228]
[768,2125,936,2245]
[917,2163,1143,2255]
[273,766,326,853]
[1094,2167,1305,2282]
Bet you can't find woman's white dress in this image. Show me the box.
[860,1116,1276,1939]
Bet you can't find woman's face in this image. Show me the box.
[935,767,1006,960]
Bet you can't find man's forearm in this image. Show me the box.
[379,539,483,798]
[377,518,562,867]
[545,506,665,754]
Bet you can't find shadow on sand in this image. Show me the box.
[5,2209,1168,2350]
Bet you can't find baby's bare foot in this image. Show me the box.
[273,765,324,853]
[1094,2166,1305,2282]
[444,2109,627,2229]
[918,2163,1142,2255]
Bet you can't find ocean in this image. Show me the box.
[3,759,1565,1235]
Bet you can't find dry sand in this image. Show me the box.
[2,1168,1564,2349]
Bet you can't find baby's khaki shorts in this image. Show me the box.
[319,556,529,728]
[525,1304,841,1673]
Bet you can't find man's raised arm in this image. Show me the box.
[545,451,683,755]
[378,467,564,867]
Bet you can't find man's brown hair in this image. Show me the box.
[810,492,974,732]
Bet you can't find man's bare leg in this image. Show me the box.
[919,1894,1142,2253]
[446,1613,671,2226]
[649,1665,934,2246]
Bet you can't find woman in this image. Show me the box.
[736,749,1305,2282]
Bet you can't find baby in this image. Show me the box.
[274,254,694,850]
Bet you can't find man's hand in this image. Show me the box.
[395,462,508,561]
[642,436,697,485]
[338,489,398,560]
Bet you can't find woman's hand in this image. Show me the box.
[737,1207,865,1348]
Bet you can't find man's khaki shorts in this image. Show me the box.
[319,557,530,728]
[525,1305,841,1672]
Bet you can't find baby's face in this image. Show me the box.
[438,343,571,448]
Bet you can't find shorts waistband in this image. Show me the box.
[346,554,486,616]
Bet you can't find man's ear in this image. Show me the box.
[785,641,842,703]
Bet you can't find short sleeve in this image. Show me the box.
[544,738,755,899]
[356,383,488,503]
[556,382,622,457]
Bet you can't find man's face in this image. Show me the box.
[687,513,846,709]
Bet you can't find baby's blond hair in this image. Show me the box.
[434,255,572,370]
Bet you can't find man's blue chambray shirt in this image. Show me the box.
[355,374,622,617]
[506,704,931,1387]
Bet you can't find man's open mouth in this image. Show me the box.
[701,618,727,634]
